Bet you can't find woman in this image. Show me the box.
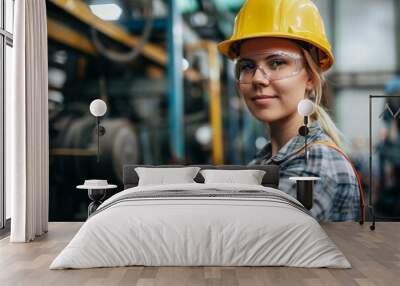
[218,0,361,221]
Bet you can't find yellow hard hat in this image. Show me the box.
[218,0,334,71]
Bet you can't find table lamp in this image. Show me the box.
[289,99,320,210]
[89,99,107,163]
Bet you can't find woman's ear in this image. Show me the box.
[303,59,315,91]
[305,73,315,93]
[306,84,314,93]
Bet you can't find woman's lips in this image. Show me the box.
[251,95,278,105]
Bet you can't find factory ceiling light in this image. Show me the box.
[182,58,189,71]
[89,3,122,21]
[190,11,209,27]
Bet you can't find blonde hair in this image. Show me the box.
[302,49,344,147]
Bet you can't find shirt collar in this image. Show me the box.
[255,120,323,164]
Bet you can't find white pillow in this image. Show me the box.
[200,169,266,185]
[135,167,201,186]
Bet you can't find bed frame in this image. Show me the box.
[123,164,280,190]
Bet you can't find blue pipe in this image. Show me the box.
[226,59,240,164]
[167,0,185,162]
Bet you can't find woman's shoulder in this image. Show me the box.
[306,136,357,185]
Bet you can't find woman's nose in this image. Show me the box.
[252,67,270,86]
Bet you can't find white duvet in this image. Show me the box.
[50,183,350,269]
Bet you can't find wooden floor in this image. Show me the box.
[0,222,399,286]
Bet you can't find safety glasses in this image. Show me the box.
[235,51,304,84]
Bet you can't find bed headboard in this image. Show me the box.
[123,165,280,189]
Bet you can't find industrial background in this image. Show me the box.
[6,0,399,221]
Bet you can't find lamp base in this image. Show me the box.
[87,189,106,216]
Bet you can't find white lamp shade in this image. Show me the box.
[297,99,315,116]
[90,99,107,117]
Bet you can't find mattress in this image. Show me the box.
[50,183,351,269]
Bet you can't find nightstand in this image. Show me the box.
[77,180,117,217]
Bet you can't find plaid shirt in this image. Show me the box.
[248,121,360,222]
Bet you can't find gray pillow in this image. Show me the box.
[200,169,266,185]
[135,167,201,186]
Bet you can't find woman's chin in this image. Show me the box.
[249,110,281,123]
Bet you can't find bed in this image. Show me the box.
[50,165,350,269]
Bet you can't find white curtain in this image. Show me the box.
[7,0,49,242]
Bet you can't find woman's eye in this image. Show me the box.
[268,59,286,69]
[239,62,256,72]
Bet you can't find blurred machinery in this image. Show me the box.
[46,0,239,220]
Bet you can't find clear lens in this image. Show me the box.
[236,51,303,84]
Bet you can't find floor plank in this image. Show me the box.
[0,222,399,286]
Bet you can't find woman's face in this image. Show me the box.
[237,38,313,123]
